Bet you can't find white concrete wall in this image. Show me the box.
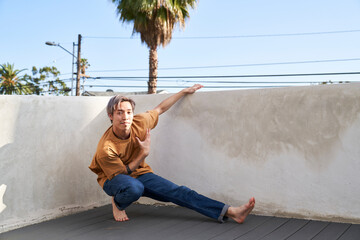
[1,83,360,233]
[0,96,111,233]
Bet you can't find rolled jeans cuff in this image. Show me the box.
[218,204,230,223]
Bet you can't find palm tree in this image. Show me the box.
[112,0,197,94]
[0,63,31,95]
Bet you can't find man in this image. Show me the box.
[89,84,255,223]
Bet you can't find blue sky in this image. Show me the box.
[1,0,360,94]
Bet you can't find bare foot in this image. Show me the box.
[112,198,129,222]
[226,197,255,223]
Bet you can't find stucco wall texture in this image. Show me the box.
[0,83,359,233]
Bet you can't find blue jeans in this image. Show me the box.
[103,173,229,222]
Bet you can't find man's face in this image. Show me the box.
[110,101,134,132]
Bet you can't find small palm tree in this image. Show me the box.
[0,63,31,95]
[112,0,197,94]
[80,58,90,76]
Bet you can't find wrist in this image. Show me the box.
[139,149,149,157]
[126,165,132,175]
[180,89,188,95]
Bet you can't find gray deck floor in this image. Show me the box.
[1,204,360,240]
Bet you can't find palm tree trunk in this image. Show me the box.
[148,46,158,94]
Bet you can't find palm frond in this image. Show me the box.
[112,0,197,48]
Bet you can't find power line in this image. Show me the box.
[91,71,360,80]
[57,30,360,78]
[175,29,360,39]
[84,58,360,73]
[84,85,295,89]
[86,78,358,84]
[83,29,360,40]
[84,81,354,90]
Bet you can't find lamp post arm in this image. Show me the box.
[57,45,77,60]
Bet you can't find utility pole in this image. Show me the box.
[76,34,82,96]
[71,42,76,96]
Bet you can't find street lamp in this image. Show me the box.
[45,42,76,58]
[45,34,82,96]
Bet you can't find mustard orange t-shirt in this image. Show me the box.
[89,110,159,188]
